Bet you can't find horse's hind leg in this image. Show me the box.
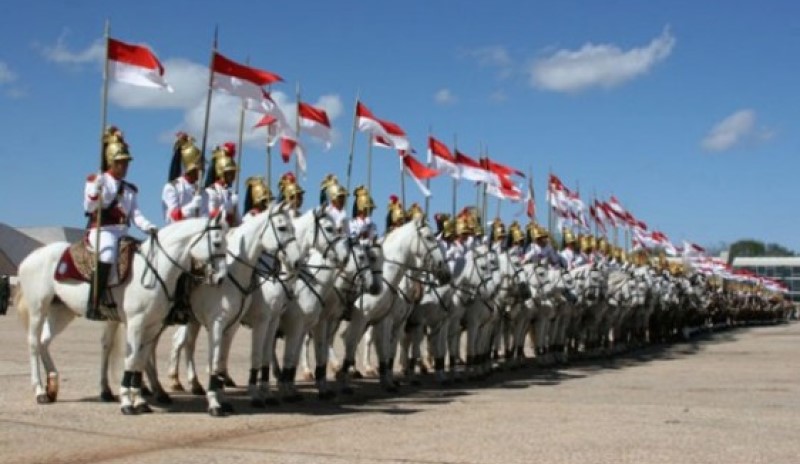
[39,305,75,403]
[100,321,121,402]
[144,330,172,405]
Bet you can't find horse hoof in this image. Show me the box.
[134,403,153,414]
[221,402,235,414]
[222,376,237,388]
[141,385,153,397]
[170,382,186,393]
[36,394,51,404]
[301,371,315,381]
[264,397,280,406]
[351,370,364,380]
[121,405,137,415]
[250,398,266,408]
[208,406,227,417]
[154,392,173,405]
[318,390,336,401]
[100,389,117,402]
[340,386,355,396]
[190,384,206,396]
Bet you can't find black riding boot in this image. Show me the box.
[87,262,115,321]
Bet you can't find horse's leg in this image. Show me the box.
[215,323,241,412]
[338,311,368,394]
[167,325,187,392]
[298,334,314,381]
[182,321,204,395]
[260,308,283,405]
[24,296,50,404]
[427,318,448,385]
[121,315,157,415]
[143,329,172,405]
[361,326,376,377]
[311,320,334,399]
[372,316,397,393]
[446,313,463,382]
[204,320,228,416]
[247,309,268,408]
[278,312,305,402]
[99,321,121,402]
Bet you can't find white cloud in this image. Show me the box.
[462,45,513,79]
[701,109,764,152]
[0,61,16,84]
[37,30,104,65]
[109,58,207,109]
[529,27,675,93]
[434,88,457,105]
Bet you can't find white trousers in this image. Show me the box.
[87,226,126,264]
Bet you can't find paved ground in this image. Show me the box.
[1,307,798,464]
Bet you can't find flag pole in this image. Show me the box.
[200,26,219,193]
[93,19,111,312]
[529,165,535,223]
[367,133,374,192]
[400,153,406,208]
[234,56,249,195]
[294,81,301,177]
[265,86,273,190]
[481,146,488,228]
[547,167,553,235]
[424,125,432,215]
[452,133,458,217]
[345,90,360,207]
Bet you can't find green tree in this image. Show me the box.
[727,239,795,264]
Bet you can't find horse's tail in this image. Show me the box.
[14,284,29,330]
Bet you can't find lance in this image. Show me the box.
[452,133,459,217]
[294,81,301,177]
[199,26,219,193]
[344,90,360,210]
[92,19,111,311]
[234,56,249,195]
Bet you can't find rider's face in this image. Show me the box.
[110,159,129,178]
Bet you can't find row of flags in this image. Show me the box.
[689,256,789,293]
[105,35,530,201]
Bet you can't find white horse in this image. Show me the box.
[337,216,451,394]
[15,216,228,414]
[166,206,328,405]
[277,236,375,401]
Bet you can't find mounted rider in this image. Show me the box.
[523,223,565,268]
[278,171,304,217]
[162,133,205,224]
[84,127,157,320]
[205,142,239,226]
[507,221,526,261]
[385,195,406,233]
[162,133,206,323]
[489,218,507,253]
[242,176,272,223]
[560,229,578,269]
[350,185,377,243]
[574,234,595,267]
[319,174,349,234]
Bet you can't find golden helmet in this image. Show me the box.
[563,229,576,247]
[174,133,202,172]
[491,219,506,241]
[279,172,297,194]
[326,182,348,201]
[406,202,424,221]
[579,234,593,252]
[530,224,549,240]
[353,185,375,214]
[246,176,272,206]
[388,203,405,226]
[282,181,304,200]
[597,236,610,254]
[213,154,237,178]
[442,217,455,239]
[455,215,472,236]
[104,131,132,167]
[509,222,525,245]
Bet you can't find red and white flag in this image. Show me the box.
[486,182,522,201]
[107,38,172,91]
[484,158,525,179]
[253,114,277,129]
[356,102,410,151]
[401,151,439,197]
[525,177,536,219]
[280,136,306,172]
[682,240,706,256]
[298,101,332,149]
[589,204,607,234]
[455,151,495,184]
[243,89,279,114]
[211,52,283,101]
[427,136,459,178]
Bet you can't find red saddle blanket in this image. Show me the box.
[54,237,140,286]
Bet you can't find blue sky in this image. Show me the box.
[1,1,798,250]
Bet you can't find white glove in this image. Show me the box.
[181,195,203,217]
[230,192,239,207]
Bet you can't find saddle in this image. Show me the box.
[54,236,140,286]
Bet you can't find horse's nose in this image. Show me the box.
[369,280,382,295]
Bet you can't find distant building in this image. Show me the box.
[731,256,800,302]
[0,223,84,278]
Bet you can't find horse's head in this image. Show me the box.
[410,216,451,285]
[309,208,348,266]
[340,238,380,296]
[189,214,229,285]
[262,202,302,273]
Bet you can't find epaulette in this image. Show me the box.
[86,173,97,182]
[123,180,138,193]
